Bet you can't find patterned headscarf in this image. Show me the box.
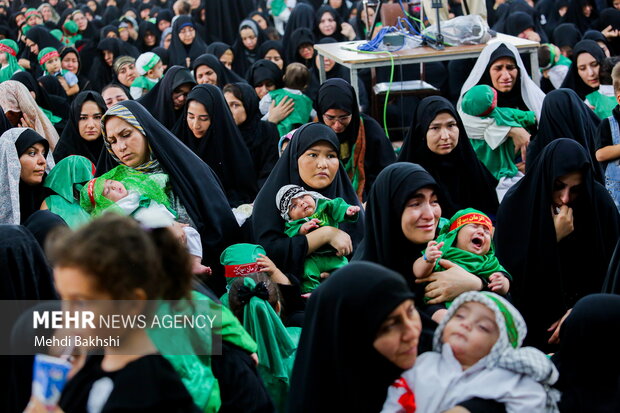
[0,81,59,151]
[101,103,161,173]
[434,291,561,412]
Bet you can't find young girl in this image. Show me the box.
[381,291,560,413]
[41,214,200,412]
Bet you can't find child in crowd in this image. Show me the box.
[276,184,359,293]
[538,43,571,90]
[38,47,79,96]
[259,62,316,136]
[586,57,620,119]
[596,61,620,211]
[80,165,210,275]
[278,128,296,156]
[381,291,560,413]
[462,85,536,130]
[0,39,22,82]
[414,209,511,323]
[130,51,164,99]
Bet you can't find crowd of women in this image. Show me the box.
[2,0,620,411]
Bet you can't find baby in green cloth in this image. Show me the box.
[414,208,511,323]
[276,184,360,293]
[462,84,536,129]
[81,165,210,275]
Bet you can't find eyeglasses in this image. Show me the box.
[323,113,352,123]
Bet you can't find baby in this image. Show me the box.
[381,291,560,413]
[130,52,164,99]
[462,84,536,130]
[81,165,210,275]
[276,184,360,293]
[414,208,511,323]
[38,47,79,96]
[538,43,571,90]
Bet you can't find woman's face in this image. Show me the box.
[251,14,268,30]
[489,56,518,93]
[103,50,114,67]
[401,187,441,244]
[329,0,343,8]
[195,64,217,85]
[41,6,52,21]
[552,171,583,211]
[61,52,79,74]
[597,41,611,58]
[373,299,422,370]
[297,141,340,189]
[576,52,600,88]
[264,48,284,70]
[72,12,88,30]
[581,2,592,17]
[315,54,336,72]
[426,112,459,155]
[298,43,314,60]
[116,63,138,87]
[322,108,352,134]
[219,50,233,70]
[224,91,247,125]
[319,11,337,36]
[19,142,47,185]
[186,100,211,138]
[163,32,172,49]
[78,101,103,141]
[254,80,276,99]
[240,27,257,50]
[144,32,156,47]
[102,86,128,108]
[178,25,196,45]
[104,116,149,168]
[172,83,193,110]
[25,38,38,55]
[158,19,170,32]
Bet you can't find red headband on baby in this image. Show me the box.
[449,212,493,232]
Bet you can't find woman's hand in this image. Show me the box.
[416,259,483,304]
[601,25,619,39]
[267,96,295,124]
[328,227,352,256]
[341,22,356,40]
[552,205,574,242]
[509,127,530,163]
[548,308,572,344]
[19,112,35,129]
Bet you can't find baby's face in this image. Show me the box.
[45,56,61,74]
[288,194,316,220]
[102,179,128,202]
[441,301,499,370]
[455,223,491,255]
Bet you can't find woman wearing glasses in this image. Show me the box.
[316,78,395,202]
[168,16,208,68]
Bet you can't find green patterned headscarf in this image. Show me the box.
[462,85,536,128]
[80,164,171,216]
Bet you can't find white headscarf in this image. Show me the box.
[457,41,546,118]
[0,128,55,224]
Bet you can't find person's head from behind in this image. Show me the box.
[47,213,192,301]
[228,273,281,322]
[613,61,620,105]
[283,62,309,92]
[101,84,129,108]
[599,57,620,87]
[437,291,525,370]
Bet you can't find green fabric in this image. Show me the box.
[557,54,571,67]
[38,46,58,67]
[284,197,357,293]
[150,291,221,412]
[422,208,510,305]
[131,75,158,91]
[219,243,266,287]
[470,138,519,180]
[586,90,618,119]
[80,165,172,215]
[462,85,536,128]
[40,106,62,125]
[0,51,23,83]
[220,301,258,354]
[269,89,314,137]
[482,292,519,348]
[43,155,94,228]
[270,0,286,16]
[241,277,297,413]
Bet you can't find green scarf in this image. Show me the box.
[240,277,297,412]
[0,52,23,83]
[43,155,94,228]
[80,164,172,216]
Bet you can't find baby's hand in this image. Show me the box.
[346,205,361,216]
[256,253,278,276]
[489,273,510,295]
[299,218,321,235]
[424,241,444,263]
